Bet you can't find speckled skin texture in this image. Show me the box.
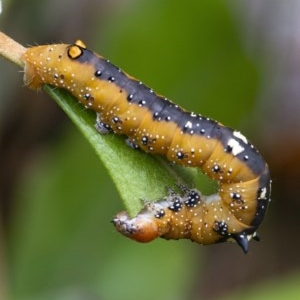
[22,41,271,252]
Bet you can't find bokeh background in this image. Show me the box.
[1,0,300,299]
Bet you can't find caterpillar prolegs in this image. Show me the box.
[22,40,271,253]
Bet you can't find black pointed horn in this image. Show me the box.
[232,233,249,254]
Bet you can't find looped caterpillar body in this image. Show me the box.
[22,40,271,253]
[113,185,260,253]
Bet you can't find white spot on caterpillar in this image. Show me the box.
[185,121,193,129]
[227,138,245,156]
[233,131,248,144]
[259,187,267,199]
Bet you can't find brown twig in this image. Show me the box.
[0,31,26,67]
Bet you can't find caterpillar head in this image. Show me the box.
[113,211,160,243]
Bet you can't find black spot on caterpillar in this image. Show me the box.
[22,40,271,253]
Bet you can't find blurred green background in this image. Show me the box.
[1,0,300,299]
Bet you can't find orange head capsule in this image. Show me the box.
[113,211,160,243]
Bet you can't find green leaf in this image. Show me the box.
[43,85,197,215]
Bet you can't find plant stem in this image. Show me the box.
[0,31,25,67]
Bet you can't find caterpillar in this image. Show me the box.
[22,40,271,253]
